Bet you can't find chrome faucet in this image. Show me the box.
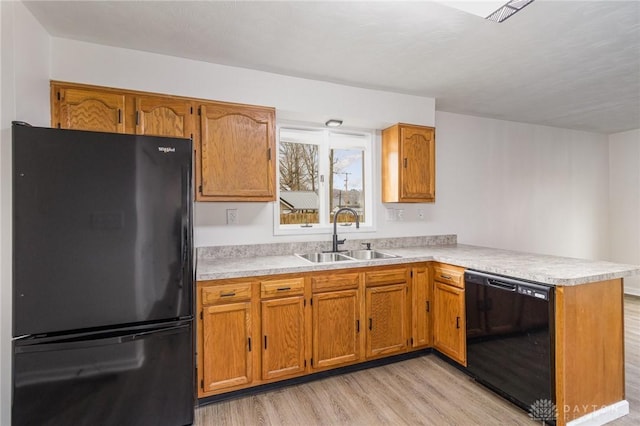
[331,207,360,252]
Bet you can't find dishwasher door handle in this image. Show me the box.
[486,279,517,291]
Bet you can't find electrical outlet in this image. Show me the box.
[226,209,238,225]
[396,209,404,221]
[417,209,425,220]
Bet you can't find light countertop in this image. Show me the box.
[196,243,640,286]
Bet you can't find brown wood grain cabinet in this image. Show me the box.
[382,123,436,203]
[50,81,276,202]
[198,263,626,425]
[311,272,362,370]
[198,101,275,201]
[198,281,256,396]
[134,95,195,139]
[411,264,432,348]
[432,264,466,366]
[260,277,306,380]
[364,267,410,359]
[51,85,125,133]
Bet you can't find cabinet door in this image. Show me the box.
[399,126,435,201]
[433,281,466,365]
[366,283,408,358]
[201,302,252,393]
[199,103,275,201]
[312,289,360,370]
[411,265,431,348]
[261,296,305,380]
[134,96,194,139]
[54,87,125,133]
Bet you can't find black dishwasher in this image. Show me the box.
[465,270,554,412]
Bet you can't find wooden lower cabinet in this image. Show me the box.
[201,302,253,393]
[433,280,466,366]
[364,267,410,359]
[312,289,361,369]
[261,296,306,380]
[197,264,427,397]
[366,283,408,358]
[411,264,431,348]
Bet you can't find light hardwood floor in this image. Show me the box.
[196,296,640,425]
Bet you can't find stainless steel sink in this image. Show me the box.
[345,250,399,260]
[296,250,400,263]
[296,252,353,263]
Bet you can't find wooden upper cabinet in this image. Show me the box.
[134,96,194,139]
[382,123,435,203]
[50,82,278,202]
[198,102,276,201]
[53,86,125,133]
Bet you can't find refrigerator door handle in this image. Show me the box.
[131,323,190,341]
[15,335,132,354]
[15,323,191,353]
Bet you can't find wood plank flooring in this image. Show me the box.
[195,296,640,426]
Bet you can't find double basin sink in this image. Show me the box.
[296,249,400,263]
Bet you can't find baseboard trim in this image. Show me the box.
[566,400,629,426]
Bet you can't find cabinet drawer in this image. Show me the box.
[202,282,252,305]
[311,273,360,292]
[365,268,408,287]
[433,265,464,289]
[261,277,304,298]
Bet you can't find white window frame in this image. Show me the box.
[274,123,375,236]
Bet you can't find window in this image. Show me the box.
[276,125,373,234]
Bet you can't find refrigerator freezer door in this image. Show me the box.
[13,322,194,426]
[13,126,193,336]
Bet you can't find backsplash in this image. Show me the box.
[197,234,457,260]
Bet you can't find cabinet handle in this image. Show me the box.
[369,318,373,330]
[264,335,267,349]
[248,337,252,352]
[118,109,122,124]
[356,319,360,333]
[135,110,140,126]
[456,317,460,329]
[426,301,430,312]
[220,292,236,297]
[440,274,452,280]
[276,287,291,291]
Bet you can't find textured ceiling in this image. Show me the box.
[24,0,640,134]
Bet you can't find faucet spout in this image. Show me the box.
[332,207,360,252]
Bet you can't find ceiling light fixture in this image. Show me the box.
[438,0,535,23]
[325,119,343,127]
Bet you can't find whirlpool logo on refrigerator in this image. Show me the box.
[158,147,176,153]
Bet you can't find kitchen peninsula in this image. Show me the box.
[196,235,640,426]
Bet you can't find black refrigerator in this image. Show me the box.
[11,124,194,426]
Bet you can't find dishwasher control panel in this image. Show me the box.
[517,286,549,300]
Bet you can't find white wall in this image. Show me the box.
[434,112,610,260]
[0,2,50,424]
[609,129,640,296]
